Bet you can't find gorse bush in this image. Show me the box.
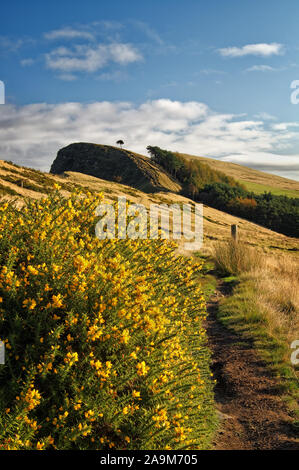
[0,188,216,450]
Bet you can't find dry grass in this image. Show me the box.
[212,239,265,275]
[212,240,299,339]
[213,241,299,389]
[252,255,299,346]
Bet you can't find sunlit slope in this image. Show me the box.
[0,159,297,255]
[179,153,299,198]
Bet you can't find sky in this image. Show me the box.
[0,0,299,180]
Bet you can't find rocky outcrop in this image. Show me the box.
[50,143,181,193]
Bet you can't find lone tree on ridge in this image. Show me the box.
[116,139,124,149]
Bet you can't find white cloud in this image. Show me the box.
[45,43,142,73]
[221,153,299,180]
[245,64,277,72]
[108,43,142,64]
[44,27,95,41]
[0,99,298,180]
[272,122,299,131]
[218,42,284,57]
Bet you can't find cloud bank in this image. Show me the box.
[0,99,298,180]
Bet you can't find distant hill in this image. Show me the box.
[50,143,299,198]
[178,153,299,198]
[145,146,299,237]
[50,142,181,193]
[0,142,298,244]
[0,154,297,255]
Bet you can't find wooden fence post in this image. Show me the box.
[231,224,238,241]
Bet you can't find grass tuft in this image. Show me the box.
[212,239,265,276]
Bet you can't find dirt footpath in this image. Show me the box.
[205,286,299,450]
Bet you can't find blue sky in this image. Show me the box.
[1,0,299,179]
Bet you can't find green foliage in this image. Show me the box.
[200,183,299,238]
[241,180,299,199]
[147,146,242,197]
[146,147,298,237]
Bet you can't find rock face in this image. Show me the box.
[50,142,181,193]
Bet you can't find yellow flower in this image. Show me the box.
[130,352,137,360]
[23,298,37,310]
[137,361,149,376]
[73,255,89,273]
[24,387,41,411]
[51,294,64,308]
[120,328,130,345]
[64,351,78,366]
[85,410,94,419]
[27,265,39,276]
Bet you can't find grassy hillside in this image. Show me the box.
[179,153,299,198]
[146,146,299,238]
[0,158,298,254]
